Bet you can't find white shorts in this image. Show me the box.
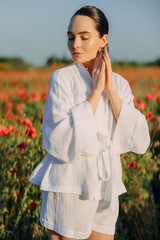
[40,191,119,239]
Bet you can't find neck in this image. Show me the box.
[82,59,95,75]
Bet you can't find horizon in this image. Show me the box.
[0,55,160,68]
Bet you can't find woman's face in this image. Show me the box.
[67,15,107,69]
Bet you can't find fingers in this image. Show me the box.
[96,52,103,71]
[96,52,103,67]
[104,47,111,65]
[103,47,112,72]
[101,57,105,72]
[93,51,104,73]
[93,51,101,69]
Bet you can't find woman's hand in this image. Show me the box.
[103,47,115,94]
[102,47,122,121]
[91,51,105,94]
[86,51,105,115]
[87,47,122,118]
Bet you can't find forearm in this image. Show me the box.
[107,87,122,121]
[86,89,102,115]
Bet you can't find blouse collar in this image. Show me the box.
[75,62,107,97]
[75,63,92,81]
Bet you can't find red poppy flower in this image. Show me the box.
[6,102,13,112]
[146,112,155,120]
[29,126,37,138]
[135,99,147,111]
[17,89,28,100]
[7,114,15,120]
[0,126,9,135]
[10,167,19,173]
[40,118,43,124]
[128,162,138,168]
[145,92,153,101]
[8,125,15,133]
[23,117,33,127]
[124,155,128,161]
[29,200,36,210]
[16,103,24,115]
[18,142,26,148]
[30,91,41,102]
[13,192,22,199]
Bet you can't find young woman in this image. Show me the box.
[29,6,150,240]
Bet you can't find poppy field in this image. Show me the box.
[0,63,160,240]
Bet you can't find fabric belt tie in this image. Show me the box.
[97,132,117,213]
[97,132,112,181]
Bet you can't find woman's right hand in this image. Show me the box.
[91,51,105,94]
[86,51,106,115]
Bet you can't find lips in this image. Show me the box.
[73,52,83,57]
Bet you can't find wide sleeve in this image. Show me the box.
[42,70,99,163]
[113,77,150,154]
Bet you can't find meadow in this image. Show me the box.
[0,62,160,240]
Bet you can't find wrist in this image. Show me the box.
[105,86,116,97]
[86,89,102,115]
[92,88,103,96]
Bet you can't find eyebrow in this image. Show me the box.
[67,31,91,35]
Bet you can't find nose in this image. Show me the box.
[72,36,80,49]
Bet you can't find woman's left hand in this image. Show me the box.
[102,47,122,121]
[103,47,115,95]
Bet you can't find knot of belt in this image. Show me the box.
[96,132,112,181]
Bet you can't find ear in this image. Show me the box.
[100,34,108,48]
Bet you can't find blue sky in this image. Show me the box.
[0,0,160,66]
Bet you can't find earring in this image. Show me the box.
[101,47,104,53]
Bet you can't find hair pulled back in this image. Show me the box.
[71,6,109,38]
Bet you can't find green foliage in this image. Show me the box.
[0,66,160,239]
[0,57,32,71]
[146,58,160,67]
[0,57,25,64]
[46,55,72,65]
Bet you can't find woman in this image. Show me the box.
[29,6,150,240]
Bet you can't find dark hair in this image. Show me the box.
[71,6,109,38]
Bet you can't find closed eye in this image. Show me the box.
[81,36,89,40]
[67,31,91,41]
[67,36,90,41]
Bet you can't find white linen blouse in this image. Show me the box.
[29,62,150,212]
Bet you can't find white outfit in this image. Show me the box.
[40,192,119,238]
[29,62,150,237]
